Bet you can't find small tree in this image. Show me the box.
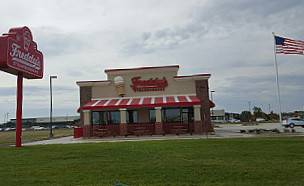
[253,106,267,120]
[268,111,279,120]
[240,111,252,122]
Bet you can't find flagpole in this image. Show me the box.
[272,32,282,123]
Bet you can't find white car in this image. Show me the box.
[33,126,46,130]
[256,118,265,122]
[282,118,304,128]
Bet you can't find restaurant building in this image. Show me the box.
[76,65,214,138]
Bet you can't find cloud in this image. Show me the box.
[0,87,16,97]
[1,0,304,120]
[34,27,85,58]
[123,0,304,55]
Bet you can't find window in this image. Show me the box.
[182,108,194,123]
[92,111,100,126]
[108,111,120,125]
[126,110,138,124]
[165,108,181,123]
[149,109,156,123]
[162,107,194,123]
[91,111,120,126]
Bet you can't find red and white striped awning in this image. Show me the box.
[83,95,202,110]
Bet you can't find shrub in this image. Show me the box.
[283,129,289,133]
[272,129,280,133]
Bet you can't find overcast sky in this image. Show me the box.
[0,0,303,122]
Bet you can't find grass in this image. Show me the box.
[0,128,73,145]
[0,137,304,185]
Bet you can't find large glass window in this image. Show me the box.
[182,108,194,123]
[92,111,100,126]
[126,110,138,124]
[165,108,181,123]
[108,111,120,125]
[149,109,156,123]
[160,107,194,123]
[91,111,120,126]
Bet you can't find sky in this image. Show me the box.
[0,0,303,123]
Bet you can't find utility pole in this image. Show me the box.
[248,101,251,113]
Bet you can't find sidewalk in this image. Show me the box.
[22,123,304,146]
[22,134,219,146]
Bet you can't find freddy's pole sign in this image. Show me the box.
[0,27,44,147]
[0,27,43,78]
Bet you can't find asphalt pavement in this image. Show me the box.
[22,123,304,146]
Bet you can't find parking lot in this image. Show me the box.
[215,122,304,138]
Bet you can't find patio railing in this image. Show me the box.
[78,122,209,138]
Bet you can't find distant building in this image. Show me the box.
[225,112,240,121]
[10,116,80,127]
[211,110,240,123]
[211,109,226,123]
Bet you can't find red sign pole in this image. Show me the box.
[0,27,44,147]
[15,73,23,147]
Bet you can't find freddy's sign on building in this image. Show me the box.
[130,76,168,92]
[0,26,43,79]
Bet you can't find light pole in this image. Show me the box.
[248,101,251,113]
[49,75,57,138]
[210,91,215,122]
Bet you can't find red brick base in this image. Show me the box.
[155,123,164,135]
[120,124,127,136]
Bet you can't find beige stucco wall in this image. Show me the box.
[92,67,196,99]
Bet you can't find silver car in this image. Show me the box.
[283,118,304,128]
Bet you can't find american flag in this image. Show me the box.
[275,35,304,55]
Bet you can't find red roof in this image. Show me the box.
[83,95,201,110]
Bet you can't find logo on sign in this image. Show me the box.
[9,43,41,70]
[130,76,168,92]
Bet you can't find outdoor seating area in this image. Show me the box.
[75,122,208,138]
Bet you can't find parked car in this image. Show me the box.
[282,118,304,128]
[256,118,265,122]
[33,126,46,130]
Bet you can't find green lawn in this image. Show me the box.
[0,137,303,185]
[0,128,73,145]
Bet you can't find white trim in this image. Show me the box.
[103,99,112,106]
[151,97,155,104]
[76,81,111,87]
[127,98,133,105]
[139,98,144,105]
[174,96,179,103]
[163,97,167,103]
[115,99,122,106]
[185,96,192,102]
[91,100,101,107]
